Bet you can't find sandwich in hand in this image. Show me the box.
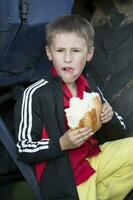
[65,92,103,133]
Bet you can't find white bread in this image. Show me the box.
[65,92,102,133]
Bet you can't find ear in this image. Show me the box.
[45,46,53,61]
[86,47,95,62]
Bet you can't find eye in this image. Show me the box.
[56,49,64,52]
[73,49,80,52]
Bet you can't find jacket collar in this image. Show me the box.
[50,66,90,91]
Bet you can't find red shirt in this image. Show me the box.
[51,67,101,185]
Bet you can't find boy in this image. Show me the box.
[14,15,133,200]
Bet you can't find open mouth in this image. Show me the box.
[63,67,75,73]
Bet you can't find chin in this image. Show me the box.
[64,79,76,85]
[61,76,75,84]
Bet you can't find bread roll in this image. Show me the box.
[65,92,102,133]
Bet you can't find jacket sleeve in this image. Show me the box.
[14,80,64,164]
[84,68,126,143]
[95,87,126,143]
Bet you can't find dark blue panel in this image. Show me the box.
[0,0,74,86]
[28,0,74,24]
[0,0,21,66]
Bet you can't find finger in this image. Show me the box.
[102,103,112,113]
[101,107,113,115]
[76,131,93,144]
[72,127,91,136]
[101,115,113,123]
[75,135,91,144]
[101,109,113,119]
[79,129,93,139]
[79,127,91,133]
[102,103,109,112]
[73,129,93,140]
[79,127,93,134]
[102,110,113,118]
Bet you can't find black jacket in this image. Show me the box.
[14,72,125,200]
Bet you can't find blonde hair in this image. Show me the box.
[45,14,95,50]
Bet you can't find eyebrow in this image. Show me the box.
[54,47,83,50]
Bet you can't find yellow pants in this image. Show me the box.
[77,137,133,200]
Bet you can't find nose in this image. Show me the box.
[64,51,72,63]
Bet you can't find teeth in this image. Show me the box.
[64,67,73,71]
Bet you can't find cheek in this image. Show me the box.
[76,56,87,67]
[53,58,61,67]
[51,55,61,65]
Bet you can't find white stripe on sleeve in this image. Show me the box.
[17,79,49,153]
[97,87,126,130]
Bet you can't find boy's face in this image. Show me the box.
[46,32,94,84]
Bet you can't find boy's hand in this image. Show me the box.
[59,127,93,151]
[101,102,113,123]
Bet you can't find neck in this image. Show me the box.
[66,82,77,97]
